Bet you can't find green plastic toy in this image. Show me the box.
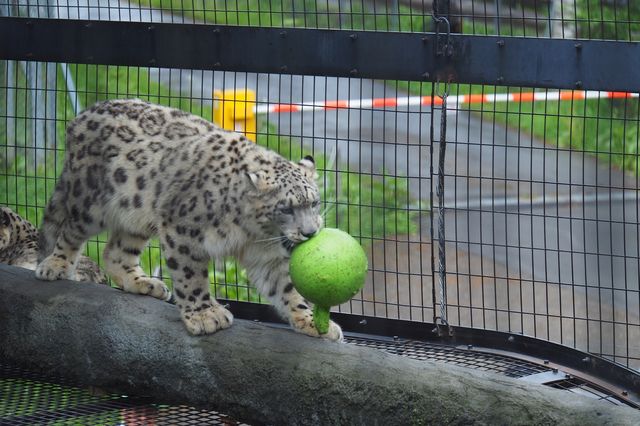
[289,228,368,334]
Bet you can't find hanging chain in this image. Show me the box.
[432,0,453,57]
[430,0,453,336]
[435,82,450,330]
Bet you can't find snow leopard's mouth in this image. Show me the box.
[282,238,296,251]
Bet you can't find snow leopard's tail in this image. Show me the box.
[37,175,69,262]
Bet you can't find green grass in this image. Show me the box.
[395,80,640,176]
[575,1,640,41]
[131,0,640,39]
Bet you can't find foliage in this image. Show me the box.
[575,0,640,41]
[0,63,213,169]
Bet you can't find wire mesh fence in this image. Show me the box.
[1,0,639,373]
[2,0,639,40]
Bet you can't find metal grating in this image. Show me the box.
[547,377,632,407]
[346,335,548,377]
[345,335,638,409]
[0,363,245,426]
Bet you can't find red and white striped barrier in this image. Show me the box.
[254,90,639,114]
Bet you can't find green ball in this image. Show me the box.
[289,228,368,308]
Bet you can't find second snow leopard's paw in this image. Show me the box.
[35,255,73,281]
[182,304,234,335]
[119,276,172,301]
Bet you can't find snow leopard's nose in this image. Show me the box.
[302,230,317,239]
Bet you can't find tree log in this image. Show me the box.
[1,264,639,425]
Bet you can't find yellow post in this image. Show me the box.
[213,89,257,142]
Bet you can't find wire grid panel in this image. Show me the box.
[0,62,434,317]
[438,84,640,370]
[3,60,640,370]
[1,0,639,40]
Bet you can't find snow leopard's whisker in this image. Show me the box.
[321,204,336,220]
[258,236,290,250]
[265,240,289,251]
[262,237,285,246]
[254,236,285,243]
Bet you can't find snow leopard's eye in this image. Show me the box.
[311,200,320,208]
[280,206,294,215]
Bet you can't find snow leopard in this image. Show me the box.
[0,206,107,284]
[35,99,342,341]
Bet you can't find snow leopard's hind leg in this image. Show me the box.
[160,227,233,335]
[103,230,172,301]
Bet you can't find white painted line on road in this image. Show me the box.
[443,190,639,211]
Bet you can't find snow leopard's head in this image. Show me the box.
[247,154,323,249]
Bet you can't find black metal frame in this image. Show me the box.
[1,17,639,92]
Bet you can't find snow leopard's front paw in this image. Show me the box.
[298,319,343,342]
[291,309,344,342]
[35,255,73,281]
[323,320,344,342]
[182,304,234,335]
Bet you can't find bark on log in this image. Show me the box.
[1,264,639,425]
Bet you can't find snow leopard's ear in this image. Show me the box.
[299,155,315,169]
[299,155,318,179]
[246,171,277,193]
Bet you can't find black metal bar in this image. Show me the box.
[0,17,639,92]
[222,299,640,401]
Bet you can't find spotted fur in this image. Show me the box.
[35,99,342,340]
[0,206,107,284]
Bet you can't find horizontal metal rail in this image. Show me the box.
[0,17,639,91]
